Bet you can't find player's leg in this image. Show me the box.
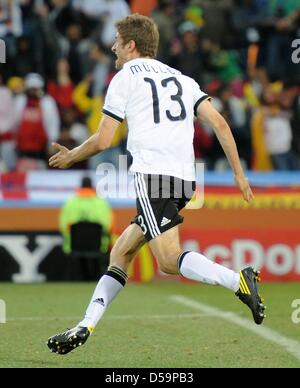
[149,226,266,324]
[149,225,241,291]
[47,224,146,355]
[134,173,240,288]
[134,173,266,324]
[78,224,146,328]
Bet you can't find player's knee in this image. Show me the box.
[158,261,177,275]
[157,254,179,275]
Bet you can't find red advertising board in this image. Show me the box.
[180,229,300,282]
[129,229,300,282]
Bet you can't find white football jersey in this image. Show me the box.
[103,58,209,181]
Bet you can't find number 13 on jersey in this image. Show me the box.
[144,77,187,124]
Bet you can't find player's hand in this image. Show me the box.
[49,143,72,169]
[234,174,254,204]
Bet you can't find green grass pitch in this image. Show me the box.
[0,281,299,368]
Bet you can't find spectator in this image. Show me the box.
[252,85,299,170]
[152,0,176,63]
[48,58,75,113]
[200,0,233,47]
[172,21,203,85]
[34,0,64,79]
[265,0,300,79]
[72,0,107,19]
[286,83,300,162]
[277,82,300,168]
[15,73,60,170]
[72,0,130,48]
[47,0,80,36]
[0,0,22,57]
[64,23,85,83]
[231,0,269,48]
[57,107,89,169]
[13,36,37,77]
[19,0,46,75]
[72,0,107,36]
[98,0,130,48]
[89,41,111,97]
[0,74,16,171]
[244,66,269,109]
[193,120,213,166]
[72,74,128,169]
[263,108,298,170]
[7,76,24,96]
[130,0,157,16]
[60,107,89,145]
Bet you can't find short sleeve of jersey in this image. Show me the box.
[192,79,210,116]
[102,69,129,123]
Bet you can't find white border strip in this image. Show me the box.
[138,173,161,236]
[135,173,157,238]
[135,173,160,237]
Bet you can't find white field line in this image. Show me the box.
[6,312,214,322]
[170,295,300,362]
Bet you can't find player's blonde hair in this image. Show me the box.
[116,14,159,58]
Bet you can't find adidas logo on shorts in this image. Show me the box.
[161,217,171,227]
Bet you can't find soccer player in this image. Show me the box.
[47,14,266,355]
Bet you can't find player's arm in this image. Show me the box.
[196,99,254,203]
[49,114,119,169]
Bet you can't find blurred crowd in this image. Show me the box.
[0,0,300,172]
